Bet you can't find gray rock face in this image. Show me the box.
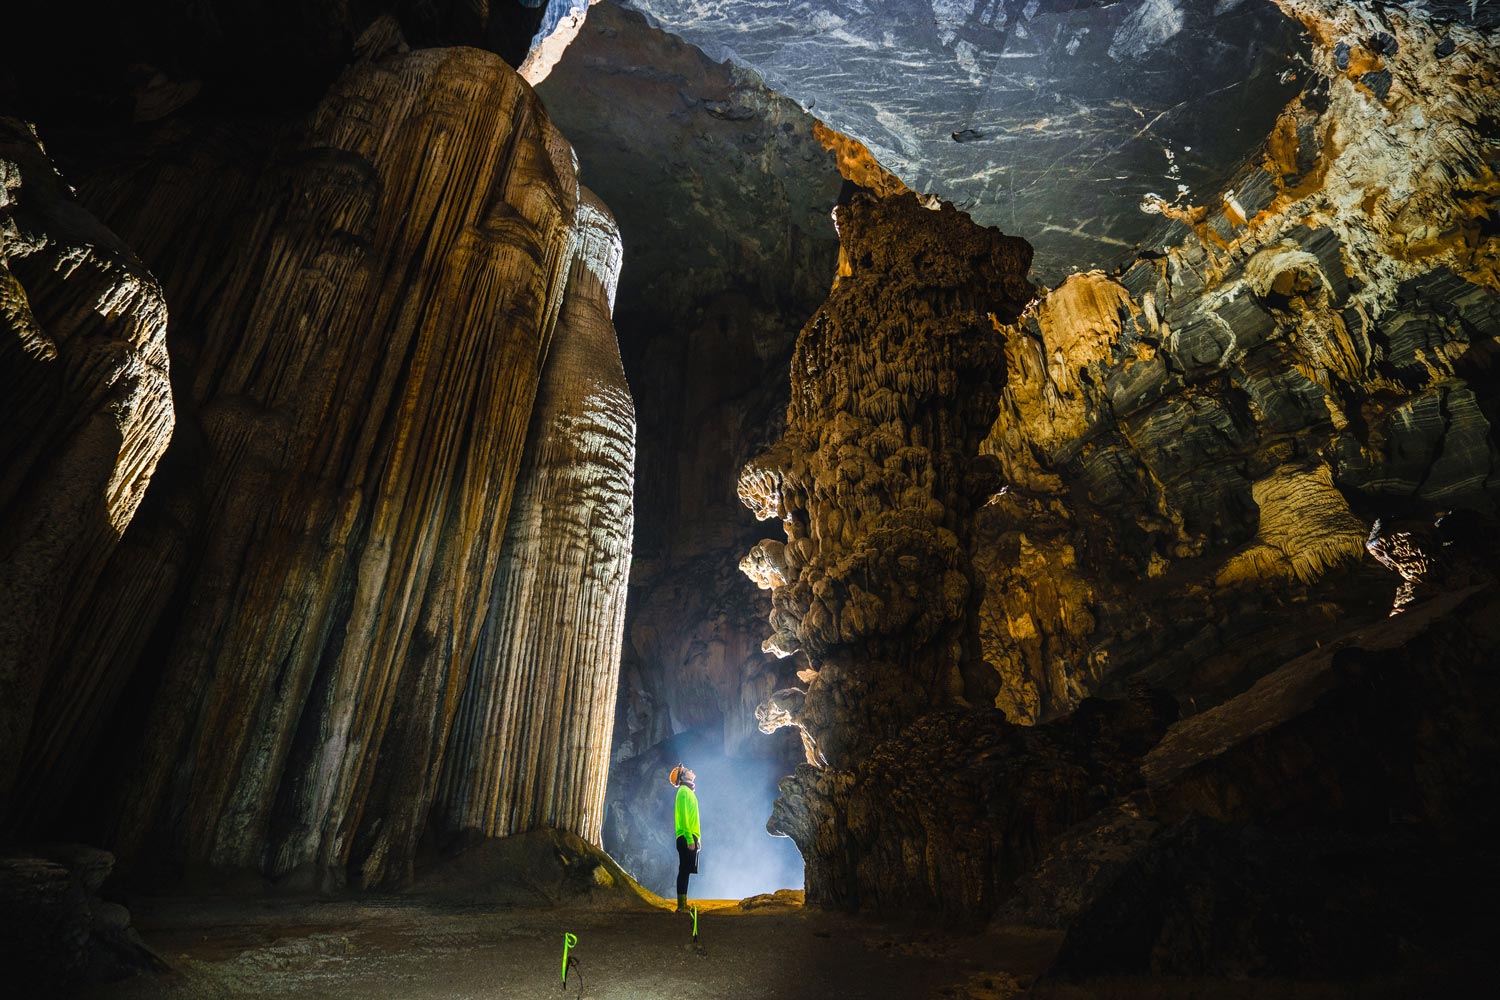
[623,0,1309,279]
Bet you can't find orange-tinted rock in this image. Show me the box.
[435,188,634,847]
[12,47,588,888]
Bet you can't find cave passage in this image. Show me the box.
[3,1,1499,997]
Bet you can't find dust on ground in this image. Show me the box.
[78,893,1054,1000]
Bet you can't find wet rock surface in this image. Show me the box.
[622,0,1313,279]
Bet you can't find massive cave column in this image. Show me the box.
[13,47,581,886]
[0,119,172,819]
[737,193,1033,779]
[435,187,634,846]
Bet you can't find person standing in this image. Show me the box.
[669,764,700,912]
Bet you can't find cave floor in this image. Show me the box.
[76,893,1482,1000]
[79,894,1058,1000]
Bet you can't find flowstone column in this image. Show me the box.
[737,193,1038,910]
[738,193,1034,766]
[436,188,635,846]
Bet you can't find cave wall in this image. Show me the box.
[1,36,639,889]
[739,0,1497,918]
[0,118,173,823]
[974,0,1500,721]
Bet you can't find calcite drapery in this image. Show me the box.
[738,192,1033,766]
[436,187,635,847]
[0,119,172,822]
[10,46,590,887]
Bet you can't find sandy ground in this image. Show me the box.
[78,894,1057,1000]
[71,889,1493,1000]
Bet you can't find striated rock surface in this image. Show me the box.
[0,119,172,821]
[11,46,589,888]
[436,188,634,847]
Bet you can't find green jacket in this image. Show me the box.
[674,785,700,842]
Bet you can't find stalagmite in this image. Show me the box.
[437,187,635,847]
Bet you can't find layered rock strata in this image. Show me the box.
[0,120,172,821]
[737,1,1495,920]
[436,188,634,847]
[8,46,600,888]
[972,0,1500,722]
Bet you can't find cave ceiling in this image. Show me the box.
[619,0,1490,281]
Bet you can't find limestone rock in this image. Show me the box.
[968,0,1500,721]
[435,187,635,847]
[12,47,587,889]
[739,191,1034,767]
[1016,585,1500,981]
[0,118,172,821]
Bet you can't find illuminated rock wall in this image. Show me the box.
[740,0,1497,919]
[7,46,593,888]
[738,192,1034,766]
[973,0,1500,722]
[436,188,635,847]
[0,119,172,821]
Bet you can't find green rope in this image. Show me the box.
[561,932,577,987]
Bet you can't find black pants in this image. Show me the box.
[675,835,697,895]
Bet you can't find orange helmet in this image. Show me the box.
[669,763,690,786]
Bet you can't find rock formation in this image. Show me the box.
[738,0,1497,922]
[1007,584,1500,982]
[436,188,634,847]
[4,44,613,889]
[0,119,172,823]
[972,0,1500,722]
[537,3,842,893]
[738,191,1034,767]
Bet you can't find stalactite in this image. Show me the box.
[436,187,635,847]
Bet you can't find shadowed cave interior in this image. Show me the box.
[2,1,1499,998]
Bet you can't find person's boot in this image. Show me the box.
[675,894,687,913]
